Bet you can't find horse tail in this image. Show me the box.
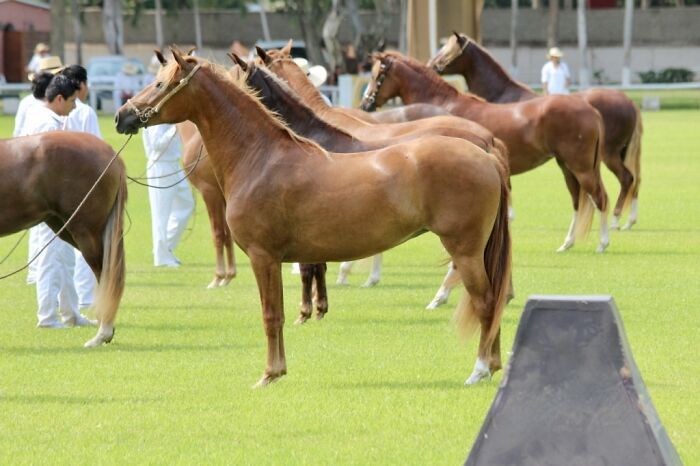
[491,137,511,178]
[622,104,643,211]
[454,165,512,345]
[93,170,127,327]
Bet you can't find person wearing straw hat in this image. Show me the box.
[113,61,143,108]
[541,47,571,96]
[26,42,51,76]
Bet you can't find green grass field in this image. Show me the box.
[0,110,698,464]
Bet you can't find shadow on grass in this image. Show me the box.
[329,379,496,391]
[0,394,160,405]
[0,342,250,355]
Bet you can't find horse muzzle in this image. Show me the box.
[360,97,376,112]
[114,108,143,135]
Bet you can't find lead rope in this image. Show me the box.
[0,134,133,281]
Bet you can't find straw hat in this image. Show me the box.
[34,42,50,54]
[28,55,63,81]
[293,58,328,88]
[548,47,564,58]
[121,62,140,76]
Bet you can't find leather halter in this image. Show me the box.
[363,60,391,108]
[127,63,202,124]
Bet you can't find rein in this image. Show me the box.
[0,135,133,281]
[127,143,206,189]
[127,63,202,125]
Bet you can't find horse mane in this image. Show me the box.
[253,63,355,138]
[462,35,533,95]
[163,57,329,158]
[382,51,485,102]
[263,51,329,109]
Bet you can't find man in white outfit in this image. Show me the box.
[20,74,96,328]
[142,123,195,267]
[15,56,65,286]
[541,47,571,96]
[61,64,102,310]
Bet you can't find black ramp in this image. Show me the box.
[466,295,682,466]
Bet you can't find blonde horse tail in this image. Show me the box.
[454,168,512,345]
[622,104,643,212]
[93,170,127,328]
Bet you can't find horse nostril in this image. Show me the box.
[114,112,120,125]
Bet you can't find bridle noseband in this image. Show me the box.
[127,63,202,124]
[363,60,391,107]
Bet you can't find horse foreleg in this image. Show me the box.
[249,251,286,388]
[604,157,633,230]
[204,196,228,289]
[426,261,460,310]
[362,254,383,288]
[556,163,581,252]
[314,263,329,319]
[295,263,314,324]
[622,197,638,230]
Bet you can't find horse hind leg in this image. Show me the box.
[336,260,354,285]
[578,171,610,253]
[295,263,314,324]
[426,261,460,310]
[603,154,634,230]
[314,263,329,320]
[361,254,382,288]
[219,223,237,286]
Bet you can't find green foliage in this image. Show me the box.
[638,68,696,84]
[0,110,698,464]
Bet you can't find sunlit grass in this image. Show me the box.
[0,111,698,464]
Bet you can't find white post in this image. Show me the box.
[259,0,271,42]
[428,0,437,56]
[622,0,634,86]
[577,0,590,88]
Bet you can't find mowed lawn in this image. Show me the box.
[0,109,698,465]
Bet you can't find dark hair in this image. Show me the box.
[45,74,78,102]
[31,72,54,99]
[61,64,88,85]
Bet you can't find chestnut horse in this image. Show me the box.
[116,51,511,387]
[363,51,610,253]
[241,56,508,313]
[258,46,508,287]
[429,33,642,230]
[0,132,126,347]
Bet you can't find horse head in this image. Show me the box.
[361,52,399,112]
[115,48,202,135]
[427,32,469,74]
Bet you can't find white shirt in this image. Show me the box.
[541,61,571,95]
[13,95,43,137]
[19,103,65,136]
[26,54,45,75]
[65,99,102,138]
[142,124,183,163]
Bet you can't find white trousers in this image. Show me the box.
[147,161,195,266]
[34,223,80,326]
[74,251,96,309]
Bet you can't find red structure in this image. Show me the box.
[0,0,51,82]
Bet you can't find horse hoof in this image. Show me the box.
[556,242,573,253]
[464,370,491,385]
[596,242,609,253]
[315,312,327,321]
[252,373,283,389]
[361,278,379,288]
[83,328,114,348]
[294,314,310,325]
[336,277,349,286]
[622,221,636,231]
[206,280,219,289]
[426,297,447,310]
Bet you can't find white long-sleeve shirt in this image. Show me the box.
[142,124,183,163]
[541,61,571,95]
[13,95,43,137]
[19,103,65,136]
[65,99,102,137]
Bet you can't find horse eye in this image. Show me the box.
[155,82,163,89]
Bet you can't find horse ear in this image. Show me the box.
[281,39,293,55]
[228,53,248,72]
[155,49,167,66]
[256,46,272,65]
[454,31,466,46]
[170,46,190,69]
[377,38,386,52]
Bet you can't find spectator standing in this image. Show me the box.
[541,47,571,96]
[25,42,51,76]
[141,124,195,267]
[20,75,96,328]
[61,64,102,311]
[113,62,143,108]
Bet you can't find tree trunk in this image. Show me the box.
[193,0,203,51]
[547,0,560,49]
[509,0,519,77]
[154,0,164,51]
[322,0,343,72]
[398,0,408,54]
[50,0,66,60]
[532,0,541,10]
[102,0,124,55]
[622,0,634,86]
[296,0,324,65]
[258,0,271,42]
[577,0,590,88]
[71,0,82,65]
[346,0,364,49]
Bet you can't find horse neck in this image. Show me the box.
[253,69,363,151]
[188,68,302,182]
[462,43,536,101]
[392,60,459,107]
[280,66,330,112]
